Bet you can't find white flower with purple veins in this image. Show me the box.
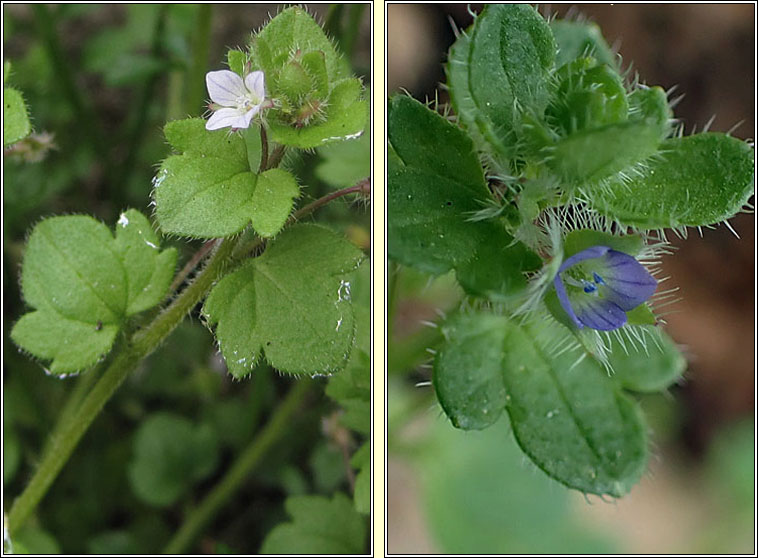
[205,70,266,131]
[553,245,658,331]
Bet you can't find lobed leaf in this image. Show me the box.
[11,213,176,374]
[260,493,366,554]
[203,224,364,378]
[154,118,301,238]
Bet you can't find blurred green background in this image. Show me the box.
[387,4,754,554]
[3,4,370,554]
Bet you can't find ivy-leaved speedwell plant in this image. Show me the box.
[388,4,753,497]
[6,6,369,554]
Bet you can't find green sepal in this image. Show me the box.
[268,77,367,148]
[609,326,686,392]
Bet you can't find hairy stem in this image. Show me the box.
[163,379,312,554]
[169,239,220,293]
[7,238,238,533]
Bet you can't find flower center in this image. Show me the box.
[236,91,262,111]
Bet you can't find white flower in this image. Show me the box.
[205,69,266,131]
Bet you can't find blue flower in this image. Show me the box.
[553,245,657,331]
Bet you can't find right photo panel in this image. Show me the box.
[387,4,755,554]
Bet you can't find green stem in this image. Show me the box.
[7,237,238,534]
[41,365,102,457]
[163,379,312,554]
[7,350,137,534]
[185,5,213,116]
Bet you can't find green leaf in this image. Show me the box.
[326,261,370,434]
[549,118,664,185]
[433,312,648,496]
[260,493,366,554]
[114,209,177,315]
[590,133,755,228]
[315,129,369,188]
[268,77,367,149]
[609,326,686,392]
[350,442,370,515]
[4,86,31,146]
[250,168,300,238]
[4,426,20,484]
[252,6,348,85]
[388,95,540,299]
[10,213,176,374]
[203,224,364,378]
[227,49,246,75]
[446,4,556,168]
[155,118,302,238]
[550,19,617,69]
[127,413,219,507]
[154,118,255,238]
[434,314,509,430]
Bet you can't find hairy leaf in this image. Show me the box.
[11,213,176,374]
[154,118,301,238]
[203,224,364,378]
[388,95,540,299]
[446,4,556,168]
[434,313,648,497]
[590,133,755,228]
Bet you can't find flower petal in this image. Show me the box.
[558,245,611,274]
[553,273,585,329]
[572,296,628,331]
[244,70,265,99]
[596,249,657,310]
[206,70,246,106]
[205,107,248,131]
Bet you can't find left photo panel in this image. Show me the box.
[3,3,371,554]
